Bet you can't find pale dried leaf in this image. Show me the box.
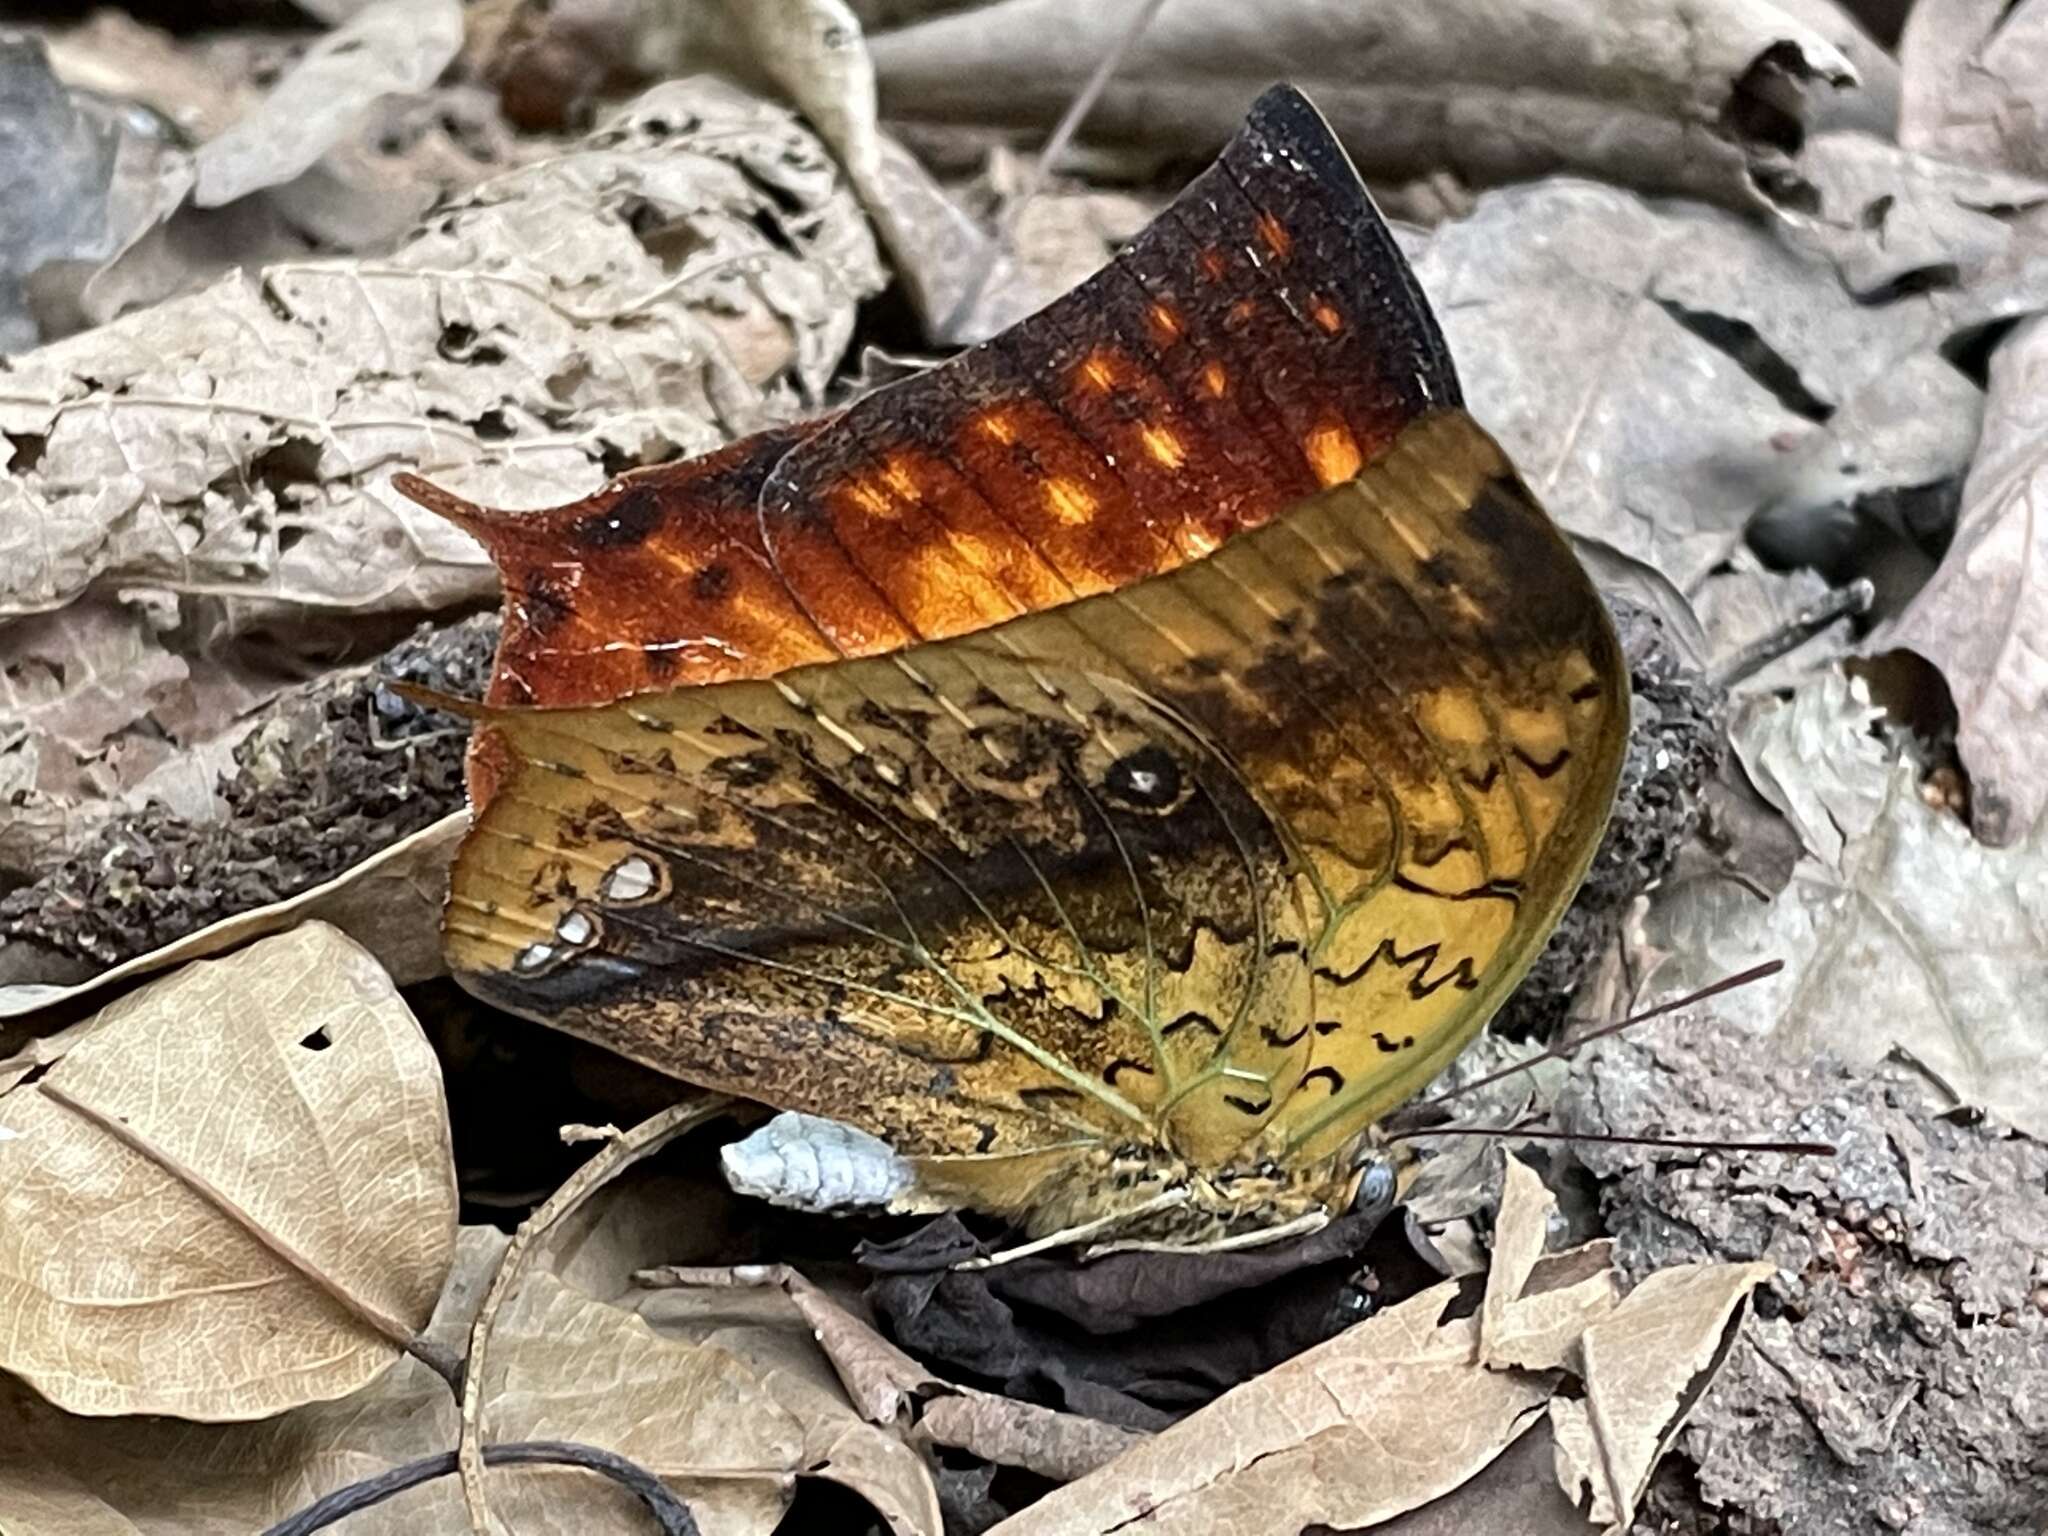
[0,810,466,1023]
[0,1226,506,1535]
[1484,1248,1622,1375]
[485,1270,805,1534]
[0,77,882,625]
[1885,314,2048,845]
[987,1280,1549,1535]
[1900,0,2048,176]
[1552,1261,1776,1529]
[868,0,1865,206]
[1479,1155,1557,1360]
[0,922,456,1419]
[1645,761,2048,1138]
[192,0,464,207]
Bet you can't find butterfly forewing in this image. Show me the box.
[445,411,1626,1227]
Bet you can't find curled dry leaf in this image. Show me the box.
[1645,757,2048,1139]
[1549,1261,1776,1529]
[1728,667,1889,866]
[868,0,1867,206]
[0,810,467,1024]
[0,922,456,1419]
[1885,313,2048,846]
[0,76,882,626]
[191,0,464,208]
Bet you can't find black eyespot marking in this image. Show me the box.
[1371,1031,1404,1053]
[1300,1066,1344,1094]
[693,562,734,599]
[1162,1012,1222,1038]
[1224,1093,1273,1116]
[1105,1057,1156,1085]
[1103,745,1182,810]
[576,486,664,549]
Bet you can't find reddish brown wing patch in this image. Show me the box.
[397,85,1459,709]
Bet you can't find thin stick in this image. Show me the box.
[938,0,1170,337]
[1419,962,1786,1113]
[457,1096,732,1535]
[1712,579,1874,688]
[1390,1124,1835,1157]
[260,1439,698,1536]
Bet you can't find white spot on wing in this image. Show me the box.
[601,855,657,903]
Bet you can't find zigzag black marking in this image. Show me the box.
[1513,745,1572,779]
[1315,936,1482,999]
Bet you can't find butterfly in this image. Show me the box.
[403,85,1629,1248]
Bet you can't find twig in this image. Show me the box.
[1711,578,1874,688]
[259,1439,698,1536]
[456,1096,732,1534]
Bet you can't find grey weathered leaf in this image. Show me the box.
[0,77,883,625]
[1884,314,2048,845]
[1646,760,2048,1138]
[192,0,464,207]
[1899,0,2048,177]
[1729,668,1889,866]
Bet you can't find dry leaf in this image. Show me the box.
[1885,313,2048,845]
[0,1224,805,1533]
[1899,0,2048,176]
[484,1269,805,1534]
[986,1278,1549,1535]
[0,76,881,627]
[0,922,456,1419]
[1645,756,2048,1138]
[869,0,1867,207]
[1550,1261,1776,1529]
[0,810,466,1023]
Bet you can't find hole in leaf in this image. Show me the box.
[1654,299,1834,422]
[299,1027,333,1052]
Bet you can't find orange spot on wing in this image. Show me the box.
[977,411,1017,445]
[1198,248,1228,281]
[1149,303,1183,341]
[1200,361,1229,398]
[882,458,919,499]
[1304,420,1363,487]
[1079,350,1119,391]
[1257,212,1292,259]
[1044,477,1097,525]
[1311,299,1344,334]
[1227,299,1255,327]
[1140,425,1187,470]
[846,477,895,517]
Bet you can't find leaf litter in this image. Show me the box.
[1,2,2045,1532]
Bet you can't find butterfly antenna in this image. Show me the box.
[1389,1120,1834,1158]
[1416,960,1786,1113]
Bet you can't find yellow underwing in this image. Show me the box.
[417,86,1630,1245]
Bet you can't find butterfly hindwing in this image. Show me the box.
[446,413,1626,1227]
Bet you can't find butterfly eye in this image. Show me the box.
[1102,745,1184,812]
